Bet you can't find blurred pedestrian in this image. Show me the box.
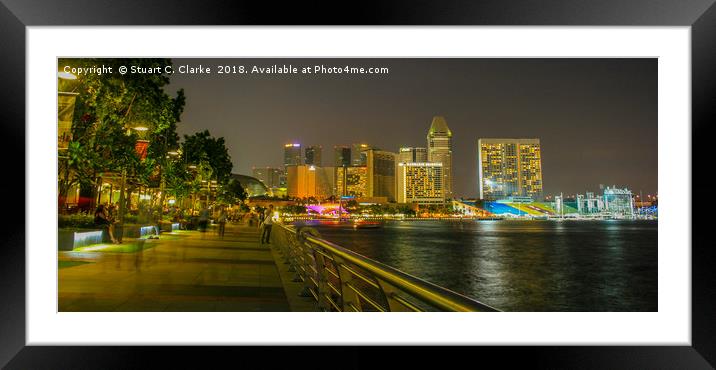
[217,209,227,238]
[260,205,275,244]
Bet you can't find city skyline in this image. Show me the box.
[166,58,657,197]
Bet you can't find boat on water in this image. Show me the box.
[300,218,383,229]
[352,219,383,229]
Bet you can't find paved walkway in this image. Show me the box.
[58,224,315,312]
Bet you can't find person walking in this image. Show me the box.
[198,207,209,238]
[260,205,275,244]
[217,209,227,238]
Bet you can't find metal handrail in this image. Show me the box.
[273,223,499,312]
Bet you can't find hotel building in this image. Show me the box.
[397,162,444,205]
[477,138,543,200]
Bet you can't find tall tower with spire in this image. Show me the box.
[427,116,453,200]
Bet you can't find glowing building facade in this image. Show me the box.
[397,162,444,205]
[478,138,543,201]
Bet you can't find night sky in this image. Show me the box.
[166,58,657,198]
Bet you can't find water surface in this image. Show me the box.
[308,220,657,312]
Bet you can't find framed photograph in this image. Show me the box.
[2,0,714,367]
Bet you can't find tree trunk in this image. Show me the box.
[58,159,70,213]
[117,169,127,242]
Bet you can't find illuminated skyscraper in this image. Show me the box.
[283,143,302,167]
[334,145,351,167]
[397,162,444,205]
[305,145,323,166]
[477,138,543,200]
[427,116,453,199]
[365,149,397,202]
[398,147,428,163]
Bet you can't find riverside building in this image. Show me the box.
[286,165,334,199]
[336,166,368,198]
[365,149,398,202]
[397,162,445,205]
[478,138,543,201]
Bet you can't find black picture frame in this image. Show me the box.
[1,0,714,368]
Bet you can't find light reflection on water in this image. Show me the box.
[309,220,657,312]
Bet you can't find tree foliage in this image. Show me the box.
[181,130,233,183]
[58,58,185,212]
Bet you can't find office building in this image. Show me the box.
[284,143,302,167]
[286,165,333,199]
[399,147,428,163]
[305,145,323,166]
[478,138,543,200]
[336,166,368,198]
[365,149,397,202]
[397,162,444,205]
[351,143,370,166]
[334,145,351,167]
[252,167,283,188]
[427,116,453,199]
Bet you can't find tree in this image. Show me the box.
[57,58,185,214]
[217,178,248,206]
[181,130,233,183]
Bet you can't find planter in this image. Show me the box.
[160,222,181,232]
[58,228,107,251]
[116,224,159,239]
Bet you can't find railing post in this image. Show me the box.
[312,248,332,311]
[332,256,361,312]
[296,227,320,302]
[376,280,413,312]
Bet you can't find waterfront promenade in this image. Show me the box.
[58,224,316,312]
